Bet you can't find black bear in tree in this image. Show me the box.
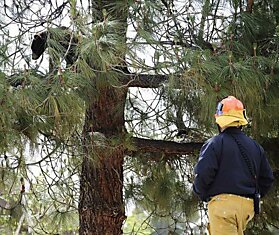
[31,27,78,67]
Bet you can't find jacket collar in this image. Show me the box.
[222,127,242,134]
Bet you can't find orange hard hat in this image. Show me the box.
[215,96,248,128]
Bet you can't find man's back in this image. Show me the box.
[193,96,274,235]
[194,127,272,201]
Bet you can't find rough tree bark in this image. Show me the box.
[131,137,203,156]
[79,86,128,234]
[78,1,129,234]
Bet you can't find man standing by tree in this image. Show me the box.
[193,96,274,235]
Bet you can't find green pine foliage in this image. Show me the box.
[0,0,278,234]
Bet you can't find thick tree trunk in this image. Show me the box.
[79,1,129,234]
[79,86,127,235]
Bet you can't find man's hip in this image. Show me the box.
[207,194,254,235]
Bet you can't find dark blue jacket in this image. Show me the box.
[193,127,274,201]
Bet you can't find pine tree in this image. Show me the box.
[0,0,278,234]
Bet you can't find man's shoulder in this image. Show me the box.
[203,134,223,148]
[238,132,263,149]
[231,131,265,155]
[209,133,224,143]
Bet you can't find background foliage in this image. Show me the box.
[0,0,278,234]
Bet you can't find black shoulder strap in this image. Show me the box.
[230,134,259,193]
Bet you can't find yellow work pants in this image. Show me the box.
[207,194,254,235]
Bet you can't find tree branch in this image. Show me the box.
[131,137,203,155]
[120,74,169,88]
[261,138,279,152]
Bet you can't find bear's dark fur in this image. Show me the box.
[31,27,78,66]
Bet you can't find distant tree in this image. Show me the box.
[0,0,278,234]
